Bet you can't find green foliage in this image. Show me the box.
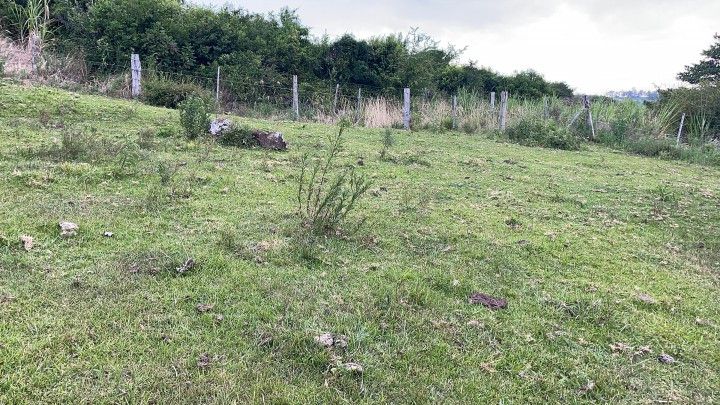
[379,128,395,160]
[678,34,720,84]
[658,84,720,138]
[7,0,51,44]
[504,71,551,99]
[1,0,573,101]
[156,126,177,138]
[297,123,372,235]
[178,95,211,140]
[142,78,210,109]
[620,138,720,166]
[218,123,258,148]
[506,118,581,150]
[136,128,156,150]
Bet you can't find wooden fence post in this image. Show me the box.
[216,66,220,104]
[403,88,411,130]
[676,113,686,147]
[490,92,496,109]
[584,95,596,141]
[131,54,142,98]
[333,84,340,113]
[452,95,458,130]
[355,88,362,123]
[29,32,39,75]
[292,75,299,120]
[543,97,549,120]
[499,91,508,131]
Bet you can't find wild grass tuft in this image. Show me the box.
[297,122,372,236]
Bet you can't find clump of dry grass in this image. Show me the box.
[364,97,402,128]
[0,36,33,76]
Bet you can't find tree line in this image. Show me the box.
[0,0,574,99]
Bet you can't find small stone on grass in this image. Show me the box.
[468,292,508,310]
[20,235,34,251]
[637,293,657,305]
[314,333,348,349]
[658,353,675,364]
[59,221,79,237]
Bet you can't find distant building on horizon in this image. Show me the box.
[606,89,659,103]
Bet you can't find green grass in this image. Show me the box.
[1,80,719,403]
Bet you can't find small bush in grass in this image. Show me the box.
[137,128,156,150]
[218,124,259,148]
[58,128,95,161]
[142,79,211,109]
[179,96,211,140]
[156,126,178,138]
[506,118,581,150]
[379,129,395,161]
[441,117,454,131]
[461,121,479,134]
[297,122,372,236]
[622,138,680,158]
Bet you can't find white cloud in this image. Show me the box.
[193,0,720,93]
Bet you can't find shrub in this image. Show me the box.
[218,124,259,148]
[179,96,211,140]
[379,128,395,160]
[156,126,178,138]
[461,120,479,134]
[142,79,211,109]
[57,128,96,161]
[622,138,680,158]
[297,123,372,235]
[506,118,581,150]
[137,128,156,150]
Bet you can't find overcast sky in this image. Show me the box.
[193,0,720,94]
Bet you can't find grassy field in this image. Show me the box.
[0,80,719,403]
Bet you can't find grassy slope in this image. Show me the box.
[0,81,718,403]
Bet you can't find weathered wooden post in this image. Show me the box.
[215,66,221,104]
[333,84,340,113]
[452,95,458,130]
[584,95,596,141]
[543,97,550,120]
[29,32,40,75]
[355,88,362,124]
[499,91,509,131]
[131,54,142,98]
[292,75,299,120]
[490,92,496,109]
[403,88,411,130]
[676,113,686,147]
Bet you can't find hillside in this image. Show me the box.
[0,81,718,403]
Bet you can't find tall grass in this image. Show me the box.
[10,0,51,47]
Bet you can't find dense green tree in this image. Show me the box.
[548,81,574,98]
[678,34,720,84]
[504,71,550,99]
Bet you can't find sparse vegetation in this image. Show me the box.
[142,78,211,109]
[297,123,372,236]
[506,117,580,150]
[178,95,211,140]
[217,123,259,148]
[379,128,395,161]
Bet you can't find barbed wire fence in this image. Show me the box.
[1,47,614,137]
